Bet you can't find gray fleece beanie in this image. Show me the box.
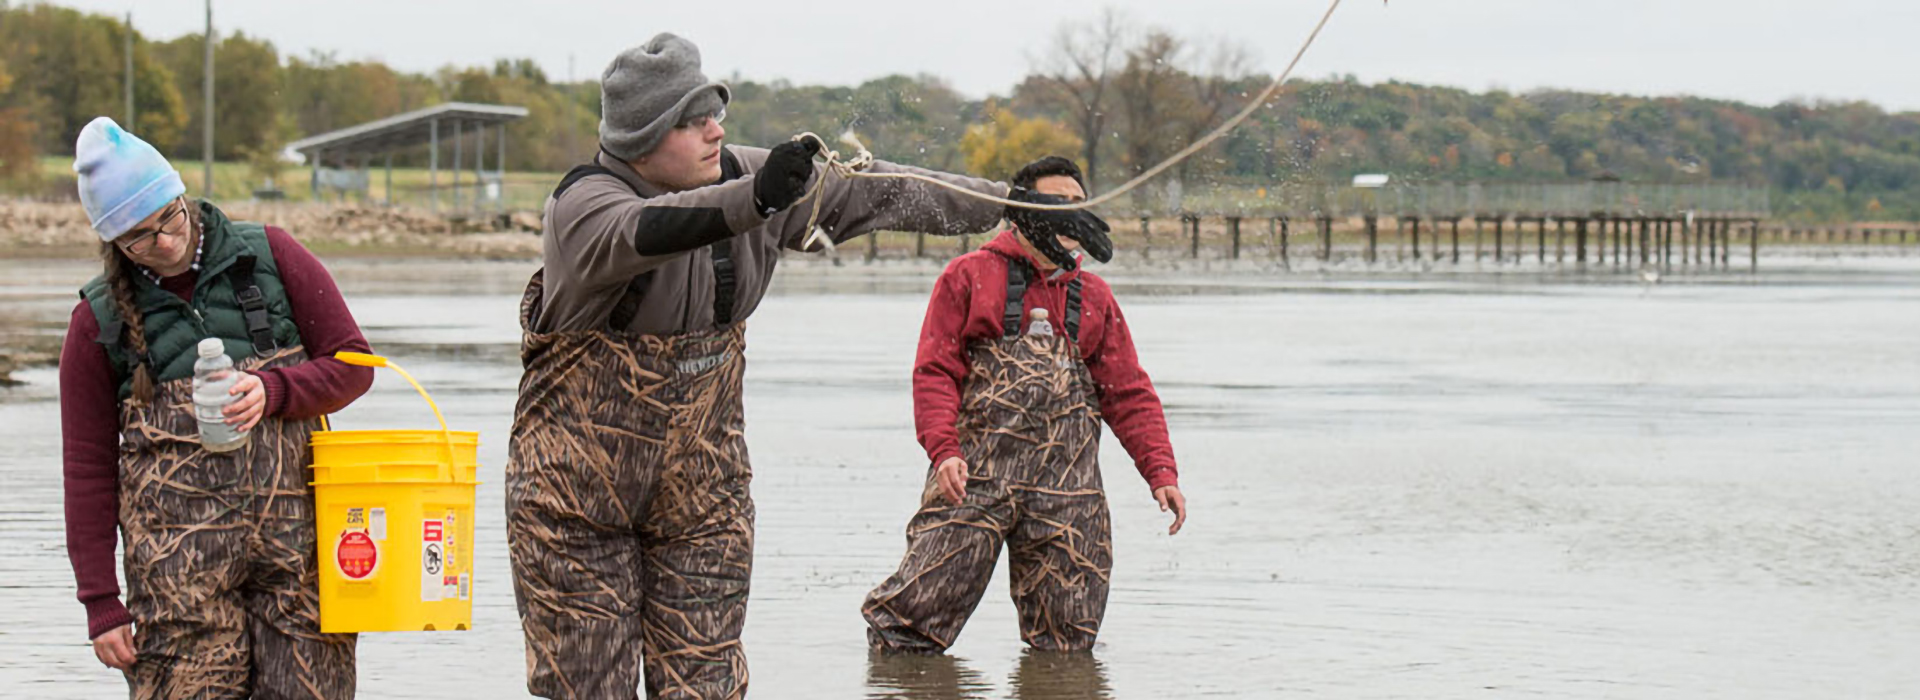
[598,33,731,161]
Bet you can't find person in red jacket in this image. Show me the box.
[60,117,373,697]
[863,156,1187,653]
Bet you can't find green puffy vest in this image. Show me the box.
[80,201,302,400]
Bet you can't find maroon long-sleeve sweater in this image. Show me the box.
[60,226,373,639]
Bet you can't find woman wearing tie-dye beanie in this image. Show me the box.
[59,116,375,698]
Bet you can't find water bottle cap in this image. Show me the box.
[197,338,225,359]
[1030,308,1049,320]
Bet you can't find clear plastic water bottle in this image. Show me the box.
[1026,307,1055,337]
[191,338,250,453]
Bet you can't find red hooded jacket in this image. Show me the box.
[912,230,1178,492]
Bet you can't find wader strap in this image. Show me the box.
[227,255,277,355]
[607,272,656,331]
[552,163,627,200]
[1065,276,1083,343]
[711,240,737,326]
[711,151,744,326]
[1002,258,1031,337]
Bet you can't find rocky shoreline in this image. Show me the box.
[1,200,545,260]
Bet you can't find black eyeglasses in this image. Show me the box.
[117,199,188,255]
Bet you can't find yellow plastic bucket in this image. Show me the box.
[312,352,480,633]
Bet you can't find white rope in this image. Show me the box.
[793,130,871,251]
[792,0,1346,225]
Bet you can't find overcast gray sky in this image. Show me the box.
[48,0,1920,111]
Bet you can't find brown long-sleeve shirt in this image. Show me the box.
[533,145,1010,333]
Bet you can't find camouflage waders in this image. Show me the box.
[507,271,753,699]
[117,347,356,699]
[864,260,1113,653]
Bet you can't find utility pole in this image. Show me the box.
[202,0,215,198]
[123,12,134,129]
[566,53,577,157]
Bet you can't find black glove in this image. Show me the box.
[1005,188,1114,270]
[754,139,821,217]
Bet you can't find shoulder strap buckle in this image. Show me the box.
[226,255,277,355]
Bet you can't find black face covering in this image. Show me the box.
[1024,221,1082,270]
[1004,188,1114,270]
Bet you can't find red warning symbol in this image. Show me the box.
[337,530,378,580]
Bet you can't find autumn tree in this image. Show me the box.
[1024,9,1129,190]
[152,31,283,161]
[1111,31,1193,205]
[0,55,37,186]
[960,106,1082,181]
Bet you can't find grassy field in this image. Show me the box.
[34,157,563,210]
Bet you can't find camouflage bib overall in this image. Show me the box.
[118,347,356,699]
[863,259,1114,653]
[506,271,753,699]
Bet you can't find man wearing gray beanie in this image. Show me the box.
[504,32,1114,700]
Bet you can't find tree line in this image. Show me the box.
[2,2,1916,222]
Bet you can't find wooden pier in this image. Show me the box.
[850,181,1916,268]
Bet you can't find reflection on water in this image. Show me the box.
[865,651,991,700]
[1008,650,1112,700]
[864,649,1111,700]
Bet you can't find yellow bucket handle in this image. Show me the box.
[333,352,460,481]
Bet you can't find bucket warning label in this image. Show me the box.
[421,520,444,602]
[442,511,461,600]
[443,512,459,573]
[336,530,378,580]
[370,508,387,541]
